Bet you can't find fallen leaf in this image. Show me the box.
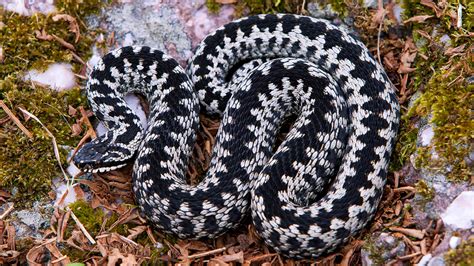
[213,251,244,263]
[444,44,466,56]
[107,248,137,266]
[52,14,81,43]
[420,0,443,17]
[389,226,425,239]
[35,29,53,41]
[404,15,433,23]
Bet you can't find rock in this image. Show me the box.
[418,254,432,266]
[441,191,474,230]
[102,0,193,65]
[427,256,445,266]
[362,0,378,8]
[24,63,77,91]
[419,125,434,146]
[306,2,339,19]
[392,4,404,24]
[0,0,56,15]
[11,200,53,239]
[449,236,461,249]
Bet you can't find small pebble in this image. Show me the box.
[449,236,461,249]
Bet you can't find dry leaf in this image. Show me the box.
[389,226,425,239]
[107,248,138,266]
[214,251,244,263]
[35,29,53,41]
[420,0,443,17]
[404,15,433,23]
[444,44,466,56]
[52,14,81,43]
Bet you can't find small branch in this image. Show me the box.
[187,247,227,260]
[19,107,69,184]
[0,203,14,220]
[376,0,386,65]
[397,252,422,261]
[389,226,425,239]
[0,100,33,139]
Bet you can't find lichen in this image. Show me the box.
[362,236,385,265]
[400,0,473,181]
[444,237,474,266]
[415,180,435,201]
[0,0,106,202]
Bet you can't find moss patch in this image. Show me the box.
[231,0,304,17]
[0,0,105,202]
[68,200,104,236]
[401,0,473,181]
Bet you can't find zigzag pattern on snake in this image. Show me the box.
[74,14,400,258]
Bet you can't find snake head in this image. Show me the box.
[73,134,137,173]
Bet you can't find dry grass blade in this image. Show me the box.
[186,247,227,260]
[389,227,425,239]
[0,100,33,139]
[18,107,70,184]
[67,207,96,244]
[0,203,14,220]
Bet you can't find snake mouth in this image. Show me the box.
[81,163,127,173]
[73,141,134,173]
[74,156,130,173]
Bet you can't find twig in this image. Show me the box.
[0,100,33,139]
[187,247,227,260]
[67,207,96,244]
[0,203,14,220]
[392,186,416,193]
[376,0,386,65]
[389,226,425,239]
[51,255,68,263]
[397,252,421,261]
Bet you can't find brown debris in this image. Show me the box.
[404,15,434,23]
[52,14,81,43]
[0,100,33,139]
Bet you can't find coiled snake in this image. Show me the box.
[74,14,400,258]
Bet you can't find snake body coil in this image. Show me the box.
[74,14,400,258]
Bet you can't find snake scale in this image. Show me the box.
[74,14,400,258]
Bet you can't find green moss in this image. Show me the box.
[0,0,106,202]
[234,0,302,17]
[398,0,473,181]
[445,238,474,266]
[68,200,104,236]
[206,0,221,13]
[325,0,351,16]
[390,122,418,171]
